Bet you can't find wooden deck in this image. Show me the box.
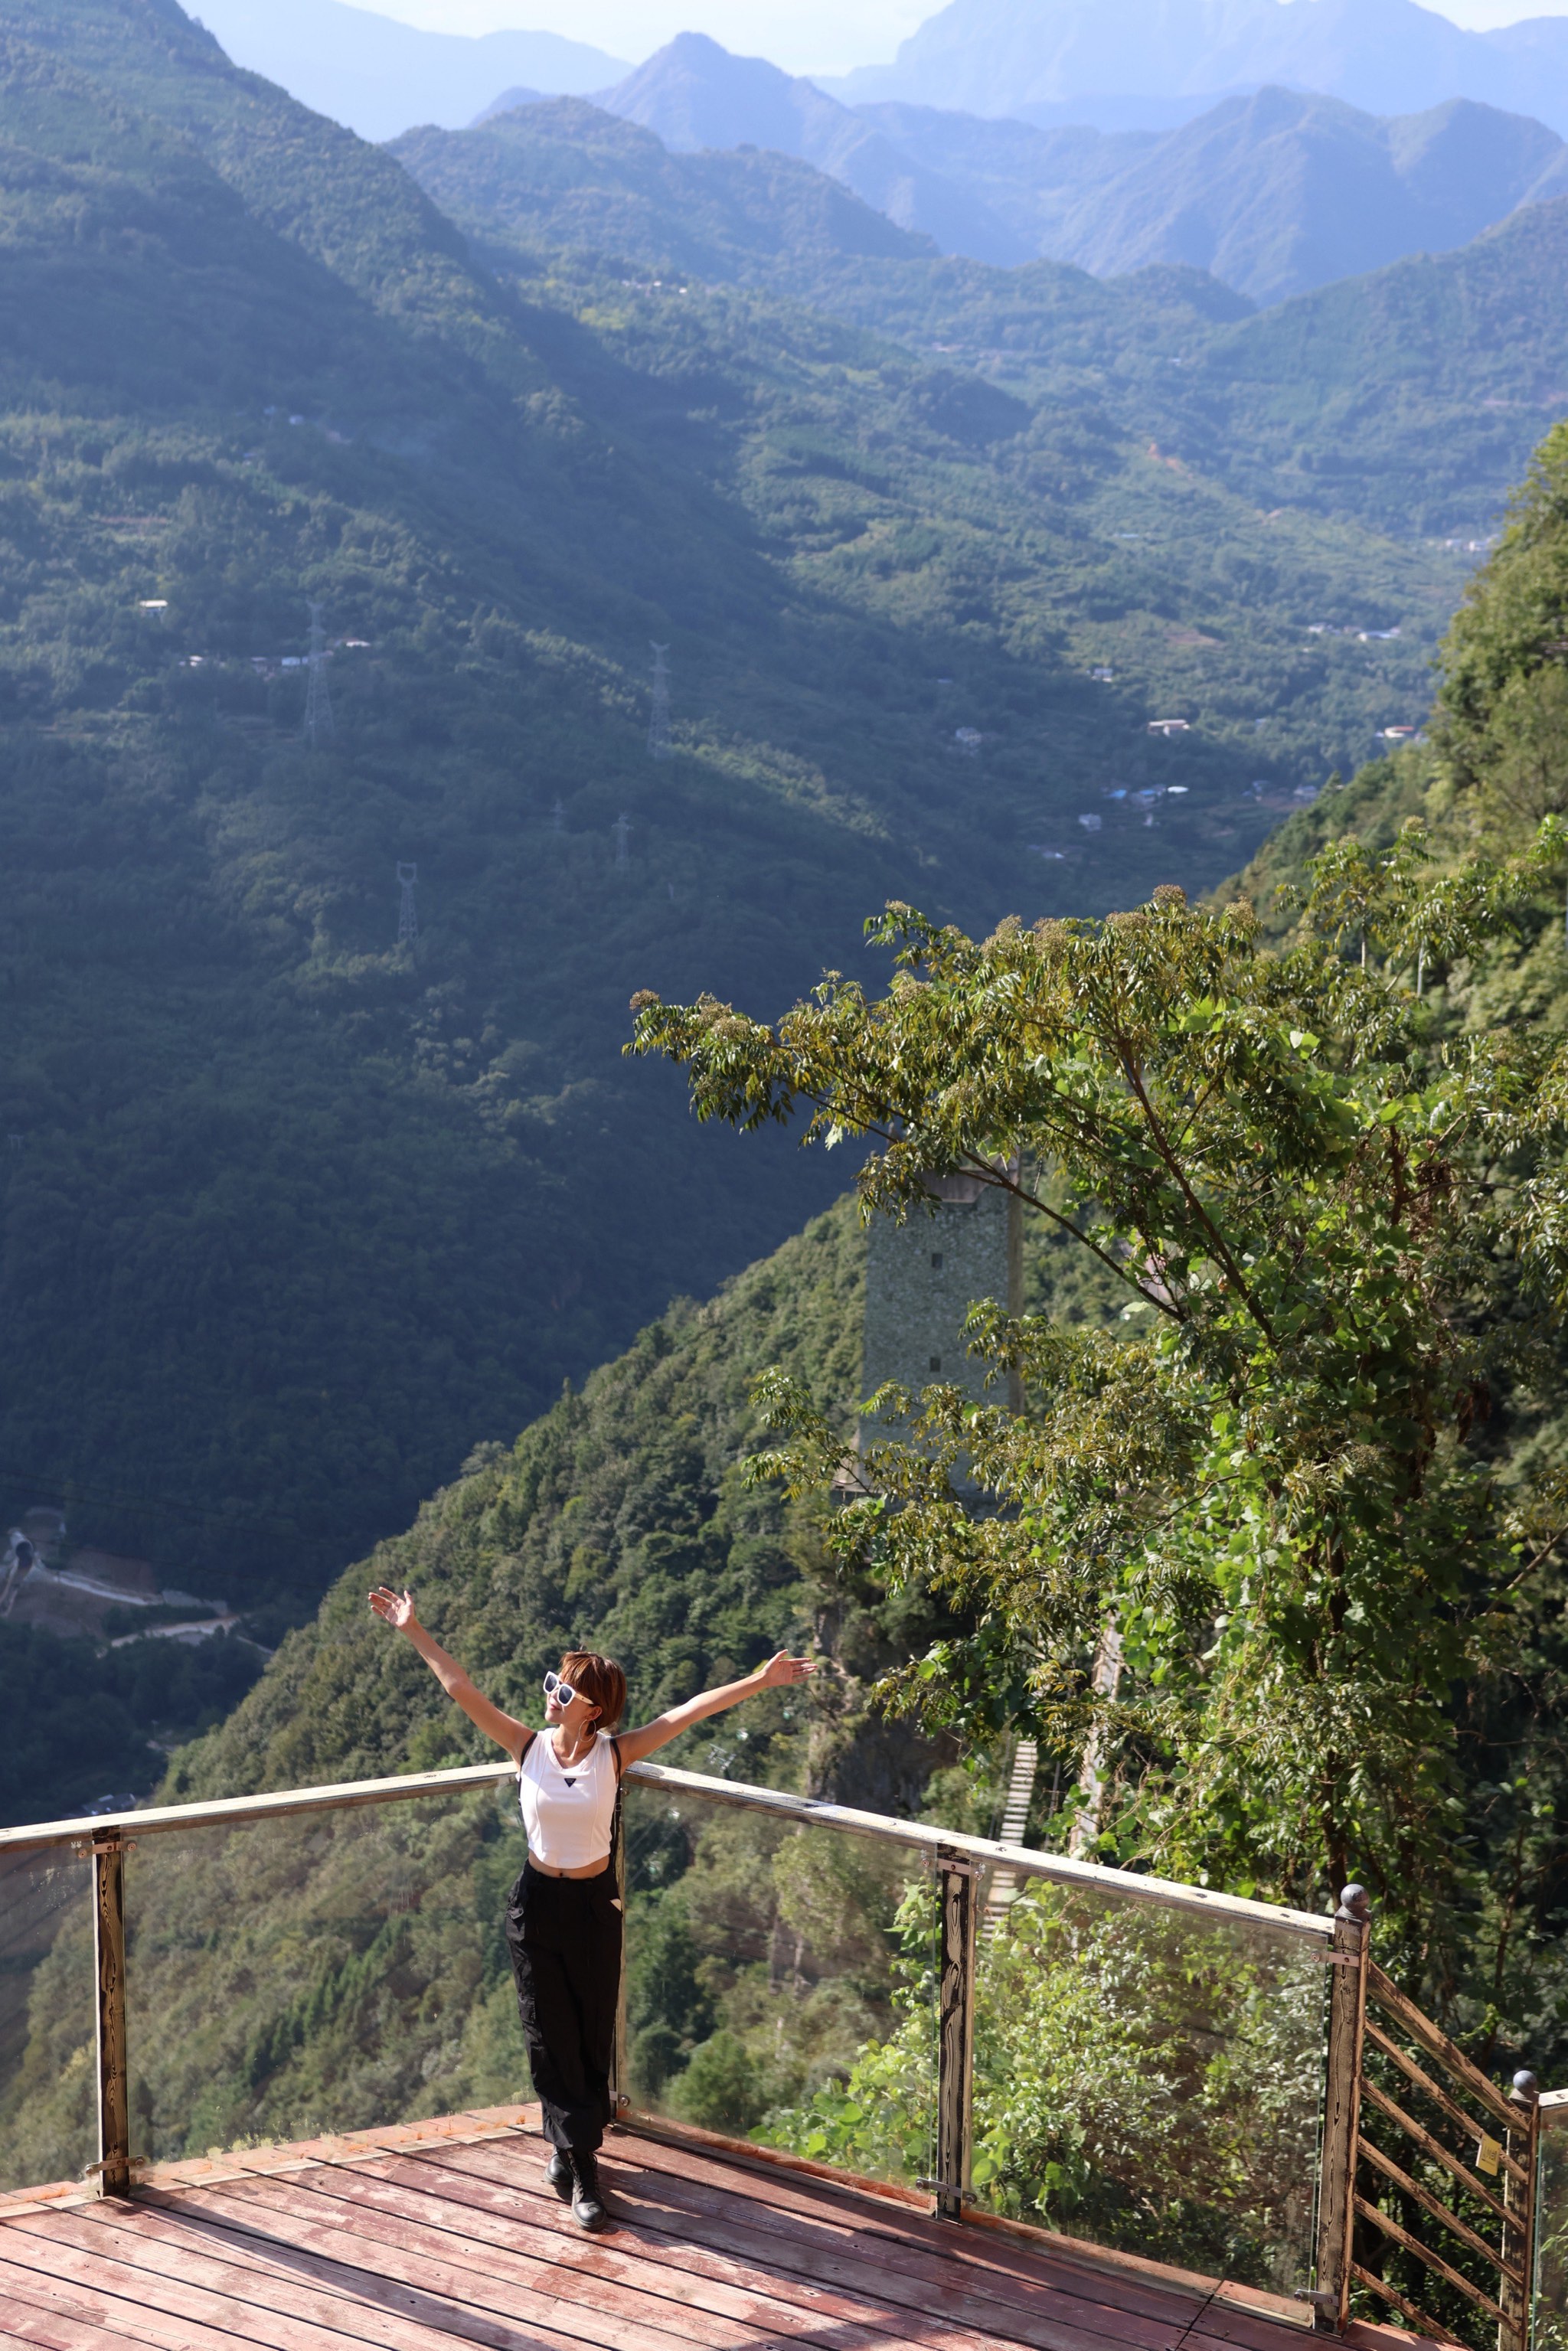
[0,2108,1446,2351]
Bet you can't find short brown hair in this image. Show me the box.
[561,1651,626,1731]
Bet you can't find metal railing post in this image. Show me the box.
[1501,2069,1539,2351]
[92,1830,130,2196]
[1315,1883,1371,2332]
[932,1851,976,2222]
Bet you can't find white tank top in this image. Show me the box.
[518,1729,619,1869]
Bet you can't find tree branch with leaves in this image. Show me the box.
[629,828,1568,1922]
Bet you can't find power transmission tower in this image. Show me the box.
[397,861,417,945]
[612,813,631,870]
[647,642,671,761]
[303,599,334,746]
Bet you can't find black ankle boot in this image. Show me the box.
[544,2149,571,2200]
[568,2149,609,2232]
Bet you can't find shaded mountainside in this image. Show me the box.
[162,1196,874,1807]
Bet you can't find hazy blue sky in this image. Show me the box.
[358,0,1568,77]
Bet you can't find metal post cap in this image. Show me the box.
[1337,1884,1371,1922]
[1511,2070,1539,2102]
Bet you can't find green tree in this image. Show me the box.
[632,828,1568,1920]
[1439,421,1568,846]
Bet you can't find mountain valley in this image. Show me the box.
[0,0,1563,1794]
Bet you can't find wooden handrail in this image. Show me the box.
[0,1758,1335,1940]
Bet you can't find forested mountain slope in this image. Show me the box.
[0,1196,890,2183]
[2,0,1563,1641]
[407,94,1568,549]
[790,194,1568,543]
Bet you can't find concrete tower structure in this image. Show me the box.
[862,1171,1021,1426]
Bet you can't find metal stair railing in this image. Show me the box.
[1313,1884,1540,2351]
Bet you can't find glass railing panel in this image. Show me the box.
[0,1844,96,2193]
[972,1873,1328,2294]
[620,1781,938,2189]
[122,1784,532,2165]
[1536,2093,1568,2351]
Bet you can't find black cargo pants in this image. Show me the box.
[504,1861,622,2153]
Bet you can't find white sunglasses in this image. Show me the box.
[543,1670,581,1706]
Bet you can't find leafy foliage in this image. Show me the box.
[632,833,1568,1916]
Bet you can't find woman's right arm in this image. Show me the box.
[368,1585,531,1762]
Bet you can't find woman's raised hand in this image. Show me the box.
[757,1651,814,1688]
[369,1585,419,1632]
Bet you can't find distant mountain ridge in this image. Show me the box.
[590,32,1030,263]
[571,35,1568,303]
[867,84,1568,302]
[825,0,1568,139]
[187,0,626,141]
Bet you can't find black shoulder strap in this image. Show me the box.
[609,1735,626,1884]
[515,1726,537,1765]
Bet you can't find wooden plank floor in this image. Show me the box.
[0,2109,1451,2351]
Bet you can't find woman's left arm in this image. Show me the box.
[615,1651,813,1765]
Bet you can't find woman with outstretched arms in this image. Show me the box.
[369,1585,812,2232]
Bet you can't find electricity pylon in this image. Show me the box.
[647,643,671,761]
[304,600,334,746]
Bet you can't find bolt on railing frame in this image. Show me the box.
[2,1758,1333,2235]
